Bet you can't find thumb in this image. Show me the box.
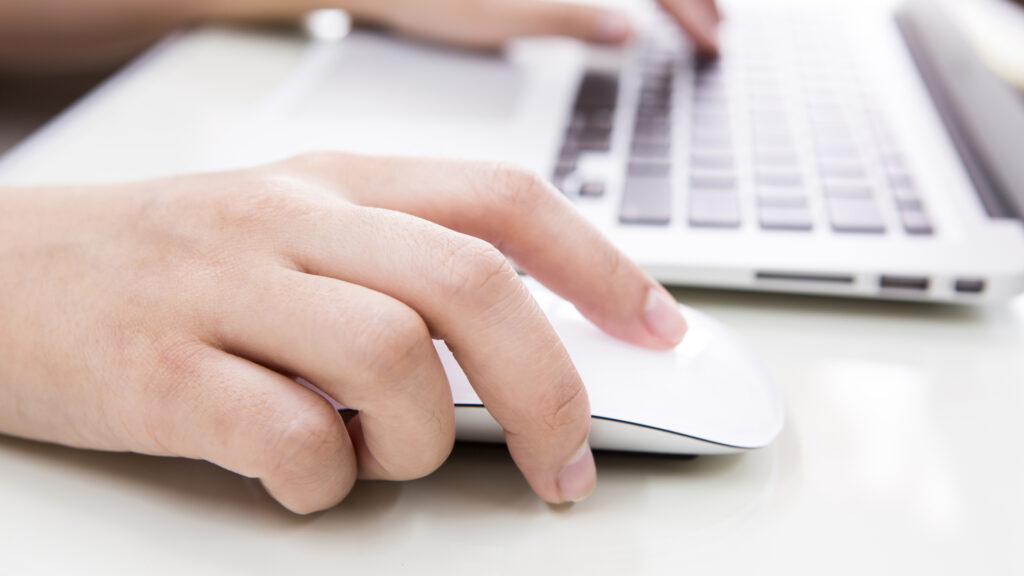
[501,1,634,45]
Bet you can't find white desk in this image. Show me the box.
[2,26,1023,576]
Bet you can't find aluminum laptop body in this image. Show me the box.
[6,0,1024,303]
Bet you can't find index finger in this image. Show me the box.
[287,153,688,351]
[659,0,722,56]
[279,200,596,503]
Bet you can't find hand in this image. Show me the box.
[206,0,722,53]
[0,0,721,72]
[0,154,688,513]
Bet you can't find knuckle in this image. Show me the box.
[287,150,353,173]
[352,299,432,381]
[484,163,552,223]
[261,402,341,480]
[437,236,518,300]
[139,341,218,452]
[153,340,210,384]
[540,375,590,433]
[220,175,321,230]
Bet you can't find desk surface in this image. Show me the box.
[2,24,1024,576]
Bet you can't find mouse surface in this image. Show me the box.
[435,279,785,454]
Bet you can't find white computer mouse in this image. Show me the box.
[436,279,785,454]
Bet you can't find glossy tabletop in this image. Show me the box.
[1,19,1023,576]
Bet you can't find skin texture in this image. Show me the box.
[0,0,721,72]
[0,155,689,513]
[0,0,719,512]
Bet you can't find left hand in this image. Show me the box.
[205,0,722,53]
[0,0,721,73]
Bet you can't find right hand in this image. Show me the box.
[0,153,688,513]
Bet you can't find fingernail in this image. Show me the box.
[594,11,632,43]
[644,287,688,345]
[557,440,596,503]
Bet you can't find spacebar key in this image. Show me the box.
[619,176,672,224]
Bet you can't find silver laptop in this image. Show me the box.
[38,0,1024,303]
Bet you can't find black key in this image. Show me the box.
[620,177,672,224]
[579,181,606,198]
[581,125,613,142]
[554,156,576,178]
[577,136,612,152]
[827,197,886,233]
[689,192,741,228]
[632,140,671,158]
[587,109,616,132]
[575,73,619,112]
[635,118,671,138]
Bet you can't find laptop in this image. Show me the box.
[15,0,1024,303]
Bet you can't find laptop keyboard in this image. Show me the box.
[553,11,934,236]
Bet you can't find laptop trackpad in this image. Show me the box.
[214,31,585,173]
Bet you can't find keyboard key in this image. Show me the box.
[691,172,737,190]
[827,197,885,233]
[629,159,671,177]
[891,184,921,208]
[899,207,934,235]
[587,109,615,132]
[690,152,733,170]
[819,160,866,180]
[888,170,913,188]
[580,181,606,198]
[632,140,671,158]
[554,157,576,178]
[575,73,619,112]
[815,140,859,158]
[756,170,803,187]
[636,118,671,139]
[754,149,798,167]
[692,131,732,150]
[577,136,612,152]
[689,193,741,228]
[822,180,873,198]
[758,187,807,206]
[620,177,672,224]
[759,204,813,231]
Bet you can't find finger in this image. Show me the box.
[146,344,356,514]
[286,153,688,351]
[498,0,633,45]
[208,266,455,482]
[659,0,721,56]
[272,200,596,504]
